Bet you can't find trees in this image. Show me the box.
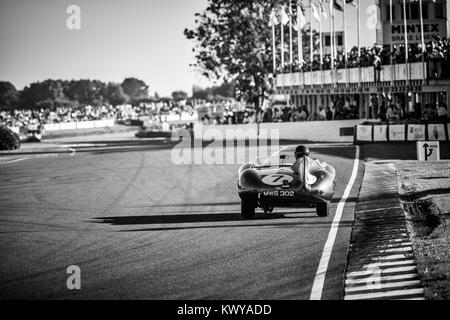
[0,81,19,110]
[104,82,129,106]
[20,79,72,109]
[192,82,235,101]
[64,79,107,106]
[185,0,284,110]
[171,90,189,101]
[121,78,149,104]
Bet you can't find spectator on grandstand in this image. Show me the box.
[318,106,326,120]
[386,104,402,122]
[293,107,307,122]
[272,108,282,122]
[325,107,333,120]
[437,103,448,120]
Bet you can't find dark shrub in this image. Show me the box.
[0,125,21,150]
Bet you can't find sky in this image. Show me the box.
[0,0,209,96]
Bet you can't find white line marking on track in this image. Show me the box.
[0,157,27,164]
[345,273,419,285]
[345,280,422,293]
[344,288,424,300]
[309,145,360,300]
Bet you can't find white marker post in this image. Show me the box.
[417,141,440,161]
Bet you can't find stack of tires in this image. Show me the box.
[0,125,21,150]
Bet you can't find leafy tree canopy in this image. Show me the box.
[0,81,19,110]
[121,77,149,104]
[171,90,189,101]
[185,0,291,108]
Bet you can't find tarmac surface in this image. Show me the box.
[0,140,363,299]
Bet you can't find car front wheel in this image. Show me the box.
[316,202,329,217]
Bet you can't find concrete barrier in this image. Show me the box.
[194,120,362,143]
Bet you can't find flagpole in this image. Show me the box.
[319,2,323,85]
[419,0,425,82]
[319,8,323,65]
[289,2,293,70]
[343,0,348,85]
[402,0,410,116]
[403,0,409,81]
[281,7,285,70]
[357,0,361,85]
[310,0,313,67]
[297,3,303,64]
[331,1,335,84]
[297,2,305,89]
[272,24,276,74]
[390,0,394,84]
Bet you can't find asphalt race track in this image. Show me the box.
[0,142,364,299]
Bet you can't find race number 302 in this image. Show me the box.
[263,190,294,197]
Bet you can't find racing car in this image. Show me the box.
[237,145,336,219]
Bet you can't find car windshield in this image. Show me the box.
[253,153,295,168]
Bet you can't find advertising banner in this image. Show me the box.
[313,71,321,85]
[361,67,374,82]
[323,71,332,84]
[356,125,372,141]
[349,69,359,83]
[427,124,446,141]
[407,124,426,141]
[387,21,447,46]
[410,63,425,80]
[304,72,312,86]
[373,125,388,141]
[389,124,405,141]
[394,64,407,81]
[336,69,346,83]
[380,66,392,82]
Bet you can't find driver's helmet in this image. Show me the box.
[294,145,310,159]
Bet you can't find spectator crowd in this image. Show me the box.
[279,37,450,73]
[0,101,197,130]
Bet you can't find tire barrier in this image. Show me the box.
[354,122,450,144]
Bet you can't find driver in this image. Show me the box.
[291,145,311,175]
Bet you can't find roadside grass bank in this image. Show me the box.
[396,161,450,299]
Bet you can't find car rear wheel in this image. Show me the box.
[241,200,256,219]
[316,202,329,217]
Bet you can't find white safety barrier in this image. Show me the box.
[194,120,362,143]
[355,123,450,143]
[161,113,198,123]
[42,119,115,131]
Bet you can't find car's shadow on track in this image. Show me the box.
[92,210,354,232]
